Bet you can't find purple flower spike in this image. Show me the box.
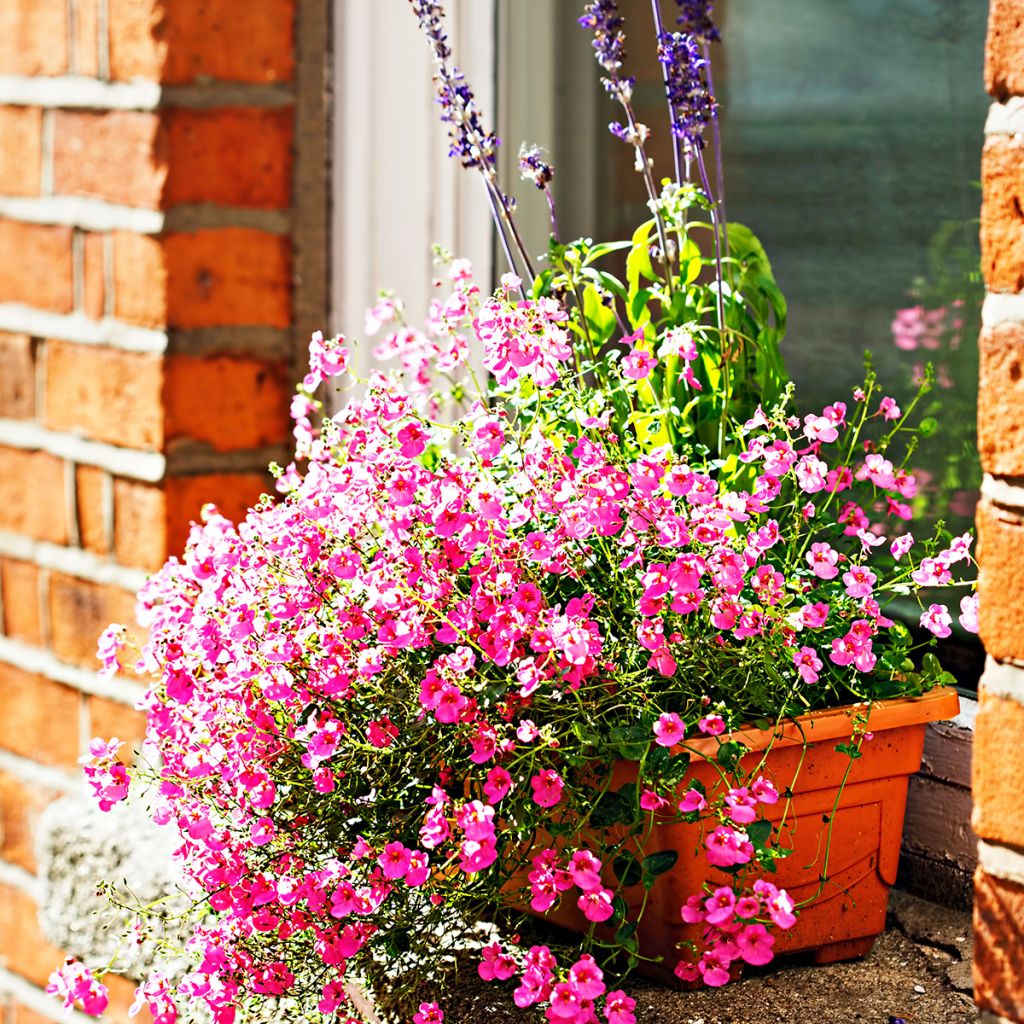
[578,0,628,75]
[657,30,716,150]
[674,0,720,43]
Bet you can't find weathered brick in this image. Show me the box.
[74,0,100,77]
[109,0,295,84]
[76,465,110,556]
[45,341,163,451]
[1,559,42,646]
[87,697,146,761]
[0,771,59,872]
[973,688,1024,847]
[0,108,42,197]
[164,107,294,209]
[0,448,68,545]
[0,332,36,420]
[12,1004,58,1024]
[0,0,67,76]
[0,884,66,987]
[982,137,1024,293]
[0,221,73,313]
[977,500,1024,662]
[0,664,80,769]
[53,111,164,209]
[978,322,1024,476]
[987,0,1024,99]
[165,472,267,554]
[113,478,166,571]
[48,573,136,669]
[164,230,292,329]
[112,232,167,329]
[82,232,106,321]
[976,867,1024,1019]
[165,355,290,451]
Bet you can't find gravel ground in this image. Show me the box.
[399,892,977,1024]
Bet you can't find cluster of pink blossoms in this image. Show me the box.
[64,258,977,1023]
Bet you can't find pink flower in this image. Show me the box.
[703,886,737,925]
[604,990,637,1024]
[736,923,775,965]
[483,765,512,803]
[767,889,798,929]
[705,826,754,868]
[891,533,914,560]
[653,712,686,747]
[959,594,979,633]
[640,788,670,812]
[806,542,839,580]
[724,787,758,824]
[478,942,517,982]
[751,776,779,804]
[378,841,411,880]
[530,769,564,808]
[622,349,656,380]
[577,888,615,922]
[792,646,822,684]
[878,396,901,420]
[698,949,732,987]
[697,714,725,736]
[413,1002,444,1024]
[678,787,707,814]
[47,960,110,1017]
[568,954,606,999]
[920,603,952,639]
[569,849,603,893]
[842,565,876,598]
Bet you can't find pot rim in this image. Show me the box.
[679,685,960,758]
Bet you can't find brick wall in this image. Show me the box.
[0,1,327,1021]
[974,2,1024,1022]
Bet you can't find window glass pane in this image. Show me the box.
[719,0,987,538]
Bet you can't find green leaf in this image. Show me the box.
[626,220,655,297]
[615,920,638,943]
[613,853,643,887]
[919,417,938,437]
[641,850,678,888]
[612,894,630,924]
[746,819,772,851]
[583,239,632,266]
[715,740,746,772]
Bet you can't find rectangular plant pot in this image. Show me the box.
[513,686,961,984]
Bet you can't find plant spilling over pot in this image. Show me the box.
[54,2,977,1023]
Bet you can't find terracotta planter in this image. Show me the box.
[513,686,960,983]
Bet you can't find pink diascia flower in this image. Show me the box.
[920,603,952,639]
[622,348,657,380]
[792,646,822,684]
[530,769,564,808]
[47,960,109,1017]
[413,1002,444,1024]
[652,711,686,747]
[959,593,979,633]
[806,542,839,580]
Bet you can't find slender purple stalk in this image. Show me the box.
[519,144,561,242]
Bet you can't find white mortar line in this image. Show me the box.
[982,290,1024,327]
[0,636,146,707]
[0,859,43,902]
[0,749,79,794]
[0,967,100,1024]
[980,656,1024,705]
[0,195,164,234]
[0,419,166,482]
[0,74,161,110]
[986,96,1024,137]
[0,533,147,591]
[0,304,166,353]
[981,473,1024,512]
[979,839,1024,888]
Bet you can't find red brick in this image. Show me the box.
[0,884,66,987]
[0,108,42,197]
[165,473,267,554]
[109,0,295,84]
[1,559,42,646]
[165,355,290,451]
[113,478,166,571]
[53,111,164,209]
[82,232,106,321]
[45,341,163,451]
[164,107,294,209]
[0,771,59,873]
[975,867,1024,1018]
[977,500,1024,662]
[973,689,1024,847]
[987,0,1024,99]
[105,973,153,1024]
[0,332,36,420]
[978,322,1024,476]
[0,221,73,313]
[112,232,167,329]
[0,448,68,545]
[165,230,292,329]
[0,0,67,76]
[982,137,1024,293]
[76,465,110,556]
[87,697,146,760]
[48,573,137,669]
[0,664,80,769]
[12,1004,59,1024]
[75,0,100,77]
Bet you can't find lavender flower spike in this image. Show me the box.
[657,30,715,151]
[518,144,554,190]
[674,0,720,43]
[578,0,628,78]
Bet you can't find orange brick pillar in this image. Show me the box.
[0,1,328,1021]
[974,2,1024,1021]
